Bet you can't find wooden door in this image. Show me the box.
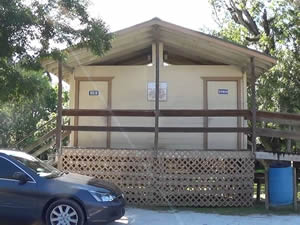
[78,81,108,147]
[207,81,238,149]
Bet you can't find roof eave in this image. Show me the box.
[42,17,277,76]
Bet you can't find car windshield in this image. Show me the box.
[10,153,62,178]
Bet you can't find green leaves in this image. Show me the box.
[209,0,300,151]
[78,18,113,56]
[0,0,112,149]
[0,61,46,103]
[209,0,300,112]
[0,0,112,103]
[0,70,58,147]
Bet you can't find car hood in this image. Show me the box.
[53,173,123,195]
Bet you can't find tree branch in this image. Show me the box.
[262,9,270,36]
[261,9,276,52]
[227,0,260,36]
[246,36,260,42]
[243,9,260,35]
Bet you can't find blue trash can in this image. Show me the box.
[269,165,293,206]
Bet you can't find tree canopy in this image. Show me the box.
[0,0,112,149]
[209,0,299,112]
[0,70,57,147]
[209,0,300,150]
[0,0,112,103]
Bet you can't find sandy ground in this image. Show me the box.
[110,207,300,225]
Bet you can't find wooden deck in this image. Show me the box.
[59,109,300,209]
[256,151,300,162]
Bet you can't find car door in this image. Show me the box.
[0,156,40,223]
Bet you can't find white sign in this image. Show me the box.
[147,82,168,101]
[89,90,99,96]
[218,89,228,95]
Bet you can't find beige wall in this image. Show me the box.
[72,66,156,148]
[69,64,246,149]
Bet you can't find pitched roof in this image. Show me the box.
[43,17,276,76]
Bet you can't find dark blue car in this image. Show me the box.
[0,150,125,225]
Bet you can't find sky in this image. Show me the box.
[52,0,218,88]
[87,0,218,32]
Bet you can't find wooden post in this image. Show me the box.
[203,80,208,150]
[293,167,298,211]
[287,125,292,152]
[250,57,257,152]
[264,166,270,210]
[56,60,63,158]
[256,179,261,202]
[154,42,160,152]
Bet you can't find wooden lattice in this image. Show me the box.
[61,148,254,207]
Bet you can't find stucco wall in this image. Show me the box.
[69,65,246,149]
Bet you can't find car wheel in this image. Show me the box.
[45,199,85,225]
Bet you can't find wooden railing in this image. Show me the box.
[255,111,300,141]
[14,116,57,149]
[62,109,251,134]
[14,116,70,159]
[62,109,251,117]
[256,111,300,125]
[61,109,300,141]
[63,126,251,133]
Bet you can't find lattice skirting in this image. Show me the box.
[61,148,255,207]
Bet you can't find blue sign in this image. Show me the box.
[218,89,228,95]
[89,90,99,96]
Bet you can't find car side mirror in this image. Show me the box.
[12,172,30,185]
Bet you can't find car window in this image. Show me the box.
[0,157,23,180]
[12,155,61,178]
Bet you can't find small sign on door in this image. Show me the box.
[218,89,229,95]
[89,90,99,96]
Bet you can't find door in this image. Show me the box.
[0,157,39,224]
[78,81,109,147]
[207,81,238,149]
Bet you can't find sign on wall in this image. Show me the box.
[218,89,229,95]
[89,90,100,96]
[147,82,168,101]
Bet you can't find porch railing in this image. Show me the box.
[61,109,300,151]
[62,109,251,133]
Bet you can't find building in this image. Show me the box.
[43,18,277,207]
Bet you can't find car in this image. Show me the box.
[0,149,125,225]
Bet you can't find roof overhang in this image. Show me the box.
[42,17,276,78]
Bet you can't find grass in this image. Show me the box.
[189,202,299,216]
[130,179,300,216]
[254,183,300,200]
[132,182,300,216]
[135,201,300,216]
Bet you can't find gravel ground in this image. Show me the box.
[110,207,300,225]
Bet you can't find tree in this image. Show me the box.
[0,0,112,103]
[209,0,300,151]
[0,70,58,147]
[0,0,112,151]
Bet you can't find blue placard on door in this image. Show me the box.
[218,89,228,95]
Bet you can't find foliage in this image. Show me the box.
[0,0,112,155]
[0,0,112,103]
[32,110,70,159]
[0,71,71,150]
[0,70,57,148]
[208,0,300,150]
[209,0,299,54]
